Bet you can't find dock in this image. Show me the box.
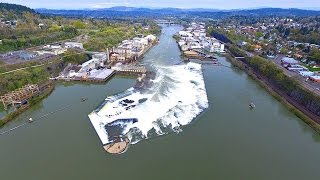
[183,49,218,61]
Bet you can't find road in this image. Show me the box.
[0,62,53,76]
[274,55,320,95]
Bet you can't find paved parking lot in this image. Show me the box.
[0,51,55,65]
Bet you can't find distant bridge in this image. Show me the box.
[155,20,177,25]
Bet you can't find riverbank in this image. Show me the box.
[226,53,320,133]
[0,82,55,128]
[136,39,159,61]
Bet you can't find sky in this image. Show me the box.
[1,0,320,10]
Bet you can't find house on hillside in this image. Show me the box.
[93,53,107,62]
[281,57,298,67]
[38,23,45,29]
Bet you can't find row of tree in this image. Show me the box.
[229,45,320,116]
[63,49,90,64]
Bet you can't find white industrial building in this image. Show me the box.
[36,45,67,55]
[281,57,299,67]
[65,42,84,49]
[299,71,315,77]
[178,25,225,54]
[93,53,107,62]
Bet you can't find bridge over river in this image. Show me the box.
[155,19,177,25]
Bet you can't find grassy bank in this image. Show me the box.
[226,54,320,133]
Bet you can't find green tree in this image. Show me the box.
[63,49,89,64]
[72,20,86,29]
[309,48,320,64]
[256,32,263,39]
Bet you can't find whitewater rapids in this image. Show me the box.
[88,62,208,145]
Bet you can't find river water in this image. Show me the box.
[0,25,320,180]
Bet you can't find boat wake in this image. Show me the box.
[88,62,208,146]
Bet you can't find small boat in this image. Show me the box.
[249,102,256,109]
[205,55,217,60]
[81,97,88,102]
[28,118,33,123]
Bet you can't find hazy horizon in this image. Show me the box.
[1,0,320,10]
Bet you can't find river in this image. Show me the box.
[0,25,320,180]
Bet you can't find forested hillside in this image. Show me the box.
[0,3,36,19]
[0,3,80,53]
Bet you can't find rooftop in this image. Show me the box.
[310,76,320,80]
[282,57,298,64]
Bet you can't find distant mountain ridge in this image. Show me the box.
[36,7,320,18]
[36,6,320,17]
[0,3,319,19]
[101,6,223,12]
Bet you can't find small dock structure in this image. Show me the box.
[183,49,218,61]
[0,84,39,110]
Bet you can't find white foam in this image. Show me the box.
[88,62,208,145]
